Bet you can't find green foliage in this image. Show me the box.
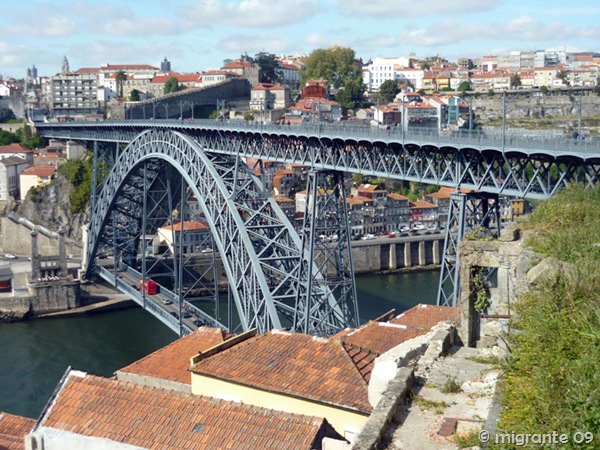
[243,112,255,122]
[254,52,280,84]
[498,185,600,448]
[58,154,107,214]
[441,375,462,394]
[594,86,600,96]
[350,173,366,184]
[539,85,549,95]
[115,70,127,98]
[458,81,470,92]
[376,80,399,103]
[0,129,20,146]
[453,431,483,448]
[301,46,365,109]
[472,267,490,312]
[510,74,522,89]
[10,124,43,149]
[412,396,449,414]
[164,76,179,94]
[129,89,141,101]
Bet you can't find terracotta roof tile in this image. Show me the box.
[191,330,372,413]
[21,165,56,177]
[341,321,427,355]
[390,304,460,330]
[118,327,232,384]
[0,412,36,450]
[41,371,329,450]
[0,144,31,154]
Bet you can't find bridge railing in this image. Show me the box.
[37,119,600,154]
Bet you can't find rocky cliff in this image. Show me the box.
[17,175,88,253]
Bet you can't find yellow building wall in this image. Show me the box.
[191,373,368,440]
[19,174,40,201]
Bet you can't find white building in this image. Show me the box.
[157,220,210,254]
[0,156,30,201]
[362,57,413,92]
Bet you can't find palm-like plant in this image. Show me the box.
[115,70,127,98]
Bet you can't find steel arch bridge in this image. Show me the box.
[37,120,600,335]
[87,128,356,336]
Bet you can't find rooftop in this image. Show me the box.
[0,411,36,450]
[117,327,232,385]
[191,304,459,414]
[39,370,333,450]
[21,165,56,178]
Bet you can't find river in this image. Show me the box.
[0,269,439,419]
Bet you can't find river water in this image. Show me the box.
[0,269,439,419]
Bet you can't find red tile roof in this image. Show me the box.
[159,220,209,232]
[21,165,56,178]
[341,321,427,355]
[0,412,35,450]
[41,371,332,450]
[390,304,460,330]
[191,330,373,413]
[221,60,253,70]
[409,199,437,209]
[118,327,232,384]
[0,144,31,154]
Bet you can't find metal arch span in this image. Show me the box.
[86,129,349,335]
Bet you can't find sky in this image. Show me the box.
[1,0,600,79]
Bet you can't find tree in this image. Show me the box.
[377,80,399,103]
[0,129,19,146]
[335,76,365,110]
[164,76,179,94]
[419,62,431,70]
[15,124,43,149]
[129,89,141,102]
[557,70,570,86]
[301,46,364,90]
[510,74,522,89]
[458,81,470,93]
[539,85,549,95]
[254,52,280,84]
[115,70,127,98]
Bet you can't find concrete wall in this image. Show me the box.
[191,373,369,441]
[27,280,80,314]
[0,217,57,256]
[115,371,191,394]
[26,427,146,450]
[351,237,443,274]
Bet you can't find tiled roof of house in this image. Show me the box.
[21,164,56,178]
[158,220,209,232]
[409,199,437,209]
[252,83,286,90]
[387,193,408,201]
[0,156,28,166]
[0,412,35,450]
[221,60,253,70]
[357,183,385,192]
[41,371,330,450]
[117,327,232,385]
[103,64,158,71]
[341,321,427,355]
[191,330,373,413]
[0,144,31,154]
[390,304,460,330]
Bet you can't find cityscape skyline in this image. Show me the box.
[1,0,600,79]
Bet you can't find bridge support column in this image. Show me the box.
[294,170,359,336]
[433,239,440,265]
[404,242,412,268]
[388,244,397,270]
[418,240,426,266]
[437,192,500,307]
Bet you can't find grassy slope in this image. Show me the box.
[496,185,600,449]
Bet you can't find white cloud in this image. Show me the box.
[216,33,294,54]
[336,0,498,18]
[180,0,320,28]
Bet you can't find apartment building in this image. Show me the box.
[49,70,99,118]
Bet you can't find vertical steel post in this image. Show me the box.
[177,177,186,335]
[141,164,148,308]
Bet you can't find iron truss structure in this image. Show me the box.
[85,129,351,336]
[36,120,600,317]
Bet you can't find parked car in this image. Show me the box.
[387,233,397,238]
[413,223,425,230]
[201,248,213,254]
[352,234,362,241]
[361,234,376,240]
[4,253,16,260]
[161,299,173,305]
[400,226,410,232]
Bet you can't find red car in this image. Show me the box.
[387,233,397,238]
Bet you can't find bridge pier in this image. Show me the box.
[418,241,426,266]
[404,242,412,268]
[388,244,397,270]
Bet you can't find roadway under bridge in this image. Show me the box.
[37,120,600,336]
